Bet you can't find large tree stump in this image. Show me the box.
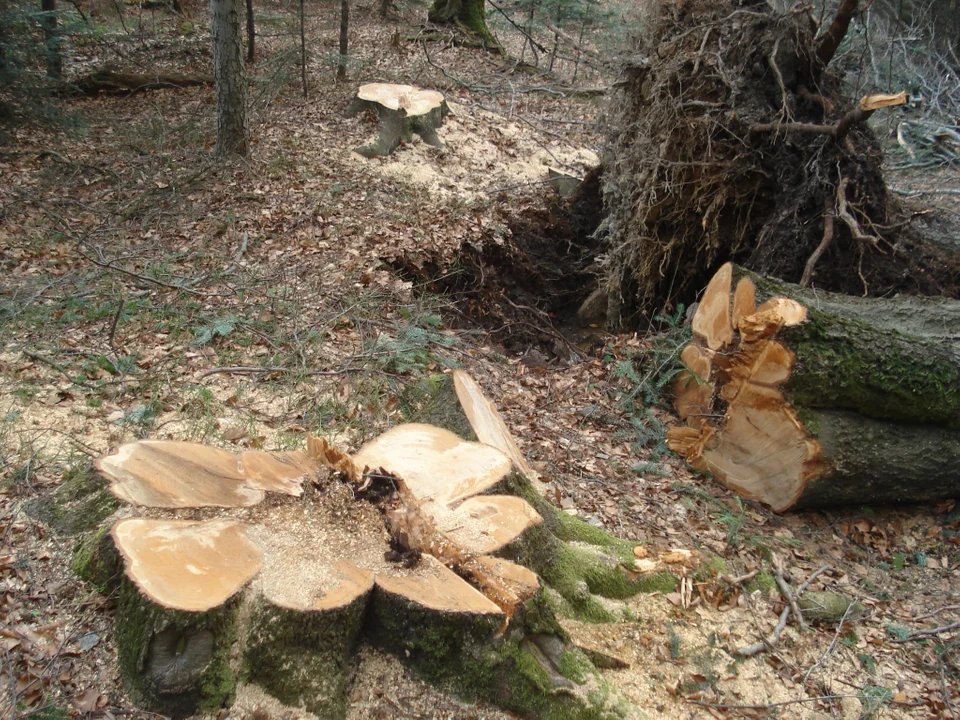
[77,373,671,719]
[667,263,960,512]
[347,83,449,158]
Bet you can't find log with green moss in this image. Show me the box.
[668,263,960,512]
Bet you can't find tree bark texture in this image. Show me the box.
[210,0,247,157]
[245,0,254,63]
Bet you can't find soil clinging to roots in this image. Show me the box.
[599,0,960,329]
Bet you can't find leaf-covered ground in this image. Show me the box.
[1,1,958,718]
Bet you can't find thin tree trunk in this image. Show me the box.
[245,0,254,63]
[299,0,307,96]
[210,0,247,157]
[337,0,348,81]
[816,0,858,67]
[41,0,62,79]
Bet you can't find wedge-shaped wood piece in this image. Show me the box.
[353,423,512,506]
[692,262,734,350]
[99,441,315,508]
[112,518,262,611]
[434,495,543,555]
[731,277,757,329]
[375,554,504,615]
[453,369,538,481]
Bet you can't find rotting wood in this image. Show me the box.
[668,263,960,512]
[68,70,214,95]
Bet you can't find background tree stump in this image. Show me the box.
[347,83,449,158]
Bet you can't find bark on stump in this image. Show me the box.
[347,83,448,158]
[77,372,671,719]
[667,263,960,512]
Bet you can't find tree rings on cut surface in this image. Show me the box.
[348,83,449,157]
[669,263,960,512]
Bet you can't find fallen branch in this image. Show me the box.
[69,70,214,95]
[891,620,960,643]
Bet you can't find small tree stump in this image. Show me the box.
[348,83,449,158]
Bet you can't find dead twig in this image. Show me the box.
[891,620,960,643]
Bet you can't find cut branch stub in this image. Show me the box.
[668,263,960,512]
[348,83,449,157]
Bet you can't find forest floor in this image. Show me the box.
[1,0,959,718]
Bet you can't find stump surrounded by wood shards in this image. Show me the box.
[667,263,960,512]
[348,83,449,158]
[76,370,676,719]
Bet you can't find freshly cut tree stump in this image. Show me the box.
[667,263,960,512]
[347,83,449,157]
[410,370,679,621]
[80,380,659,719]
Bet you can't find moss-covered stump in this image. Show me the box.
[347,83,449,158]
[80,406,647,719]
[668,263,960,512]
[410,370,678,621]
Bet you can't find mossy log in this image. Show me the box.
[78,380,654,720]
[668,263,960,512]
[347,83,449,158]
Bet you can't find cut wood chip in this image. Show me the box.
[99,441,315,508]
[731,277,757,329]
[112,518,262,611]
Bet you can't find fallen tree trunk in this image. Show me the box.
[69,70,214,95]
[667,263,960,512]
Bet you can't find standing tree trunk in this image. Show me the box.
[210,0,247,157]
[428,0,498,48]
[337,0,348,81]
[244,0,254,63]
[40,0,62,79]
[299,0,306,96]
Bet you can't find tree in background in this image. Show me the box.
[39,0,61,79]
[337,0,348,81]
[245,0,255,63]
[428,0,498,48]
[210,0,247,156]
